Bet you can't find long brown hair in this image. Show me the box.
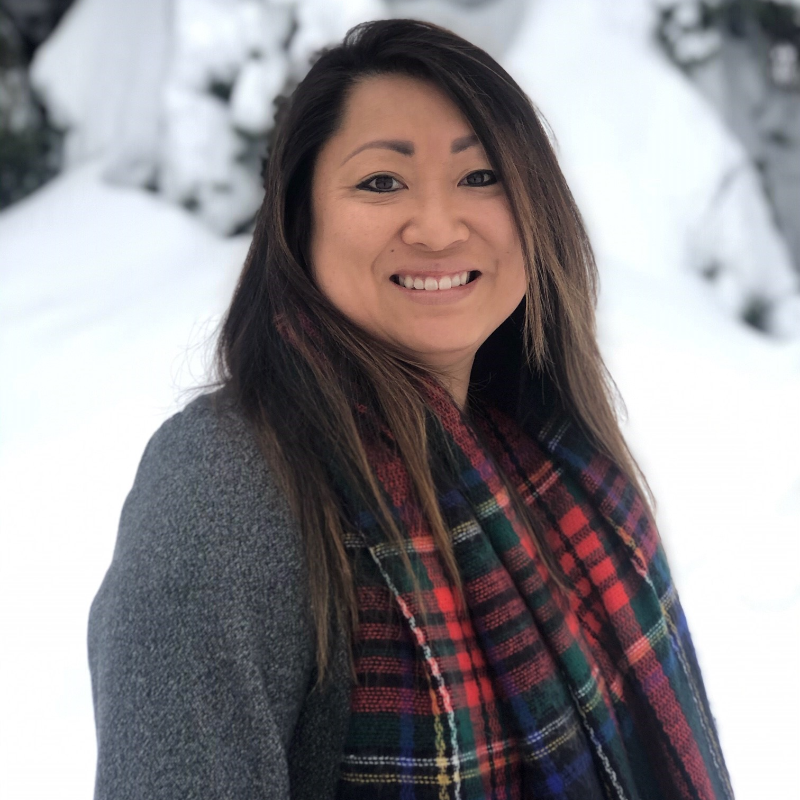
[216,18,653,687]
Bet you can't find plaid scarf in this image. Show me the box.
[330,380,735,800]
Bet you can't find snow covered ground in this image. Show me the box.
[1,2,799,799]
[0,161,248,799]
[4,158,798,800]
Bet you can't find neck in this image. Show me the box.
[433,355,474,412]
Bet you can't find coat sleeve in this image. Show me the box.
[88,395,318,800]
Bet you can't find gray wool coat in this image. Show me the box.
[88,392,353,799]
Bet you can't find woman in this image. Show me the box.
[89,18,735,800]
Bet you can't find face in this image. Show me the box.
[309,74,527,382]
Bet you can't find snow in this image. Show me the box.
[2,1,799,799]
[288,0,386,71]
[30,0,172,178]
[29,0,388,233]
[505,0,800,335]
[5,163,798,800]
[230,56,289,135]
[158,83,266,233]
[28,0,800,326]
[0,162,248,799]
[385,0,529,60]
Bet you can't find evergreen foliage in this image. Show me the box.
[0,8,63,209]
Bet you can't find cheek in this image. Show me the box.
[311,207,361,301]
[313,205,382,277]
[313,206,349,267]
[310,202,389,328]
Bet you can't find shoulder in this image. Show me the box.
[132,389,283,519]
[88,392,332,795]
[116,390,303,588]
[93,389,316,738]
[103,388,311,625]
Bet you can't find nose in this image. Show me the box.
[400,189,470,251]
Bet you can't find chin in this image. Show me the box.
[395,335,480,365]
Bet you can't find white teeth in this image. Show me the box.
[395,271,475,291]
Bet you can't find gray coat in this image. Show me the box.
[88,392,352,799]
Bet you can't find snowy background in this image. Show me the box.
[1,1,799,798]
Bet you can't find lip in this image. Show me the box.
[389,263,479,280]
[390,271,482,304]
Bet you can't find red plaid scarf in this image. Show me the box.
[332,381,735,800]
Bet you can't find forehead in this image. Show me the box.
[331,74,476,151]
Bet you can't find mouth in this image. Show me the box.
[389,270,481,291]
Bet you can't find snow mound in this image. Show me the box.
[2,154,798,800]
[505,0,799,335]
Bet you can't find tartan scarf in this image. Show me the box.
[329,380,735,800]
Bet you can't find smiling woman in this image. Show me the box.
[310,74,527,407]
[87,18,735,800]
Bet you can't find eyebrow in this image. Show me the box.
[341,133,480,165]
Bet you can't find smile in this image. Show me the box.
[390,271,481,291]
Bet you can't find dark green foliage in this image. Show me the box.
[741,295,771,331]
[727,1,800,45]
[0,123,59,207]
[657,1,800,58]
[0,9,63,210]
[207,78,234,102]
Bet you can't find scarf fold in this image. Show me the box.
[329,379,734,800]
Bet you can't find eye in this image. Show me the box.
[460,170,498,187]
[357,174,405,193]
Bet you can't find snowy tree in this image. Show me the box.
[654,0,800,303]
[505,0,800,337]
[20,0,800,335]
[30,0,386,234]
